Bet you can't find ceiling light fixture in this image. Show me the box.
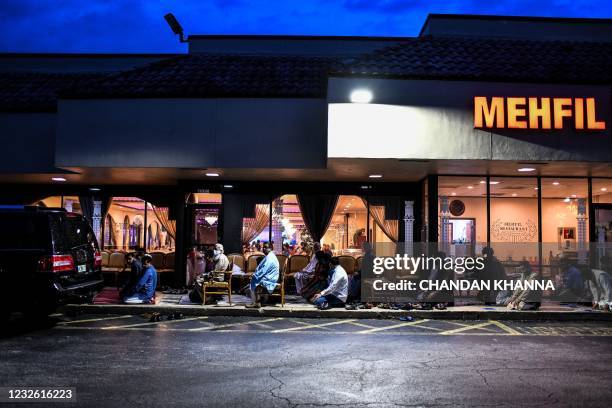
[350,89,373,103]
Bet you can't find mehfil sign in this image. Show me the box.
[474,96,606,130]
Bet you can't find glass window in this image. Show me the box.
[489,177,539,263]
[592,178,612,204]
[322,195,367,256]
[107,197,146,251]
[271,195,306,255]
[438,176,487,257]
[242,203,270,253]
[541,178,589,281]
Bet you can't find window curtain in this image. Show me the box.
[362,198,399,242]
[106,215,118,248]
[152,206,177,240]
[79,196,94,226]
[241,204,270,245]
[297,194,339,242]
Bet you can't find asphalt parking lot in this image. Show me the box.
[1,314,611,407]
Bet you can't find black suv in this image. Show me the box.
[0,206,103,319]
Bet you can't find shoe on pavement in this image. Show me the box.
[245,303,261,309]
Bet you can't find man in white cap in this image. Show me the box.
[189,243,230,303]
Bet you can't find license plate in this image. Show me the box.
[77,264,87,273]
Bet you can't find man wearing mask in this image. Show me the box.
[246,243,279,308]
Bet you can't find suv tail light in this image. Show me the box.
[94,250,102,269]
[38,254,74,273]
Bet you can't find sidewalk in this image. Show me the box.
[64,291,612,322]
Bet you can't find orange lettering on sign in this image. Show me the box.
[473,96,606,131]
[574,98,584,130]
[528,97,551,129]
[507,97,527,129]
[474,96,504,128]
[553,98,573,129]
[586,97,606,130]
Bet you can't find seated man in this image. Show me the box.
[587,255,612,311]
[288,242,321,295]
[246,243,279,308]
[312,256,348,310]
[119,252,143,298]
[558,258,585,299]
[189,243,230,304]
[507,261,541,311]
[123,254,157,304]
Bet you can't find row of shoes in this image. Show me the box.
[161,287,189,295]
[143,312,184,322]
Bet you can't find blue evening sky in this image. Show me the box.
[0,0,610,53]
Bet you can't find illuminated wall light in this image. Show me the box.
[467,186,474,189]
[552,181,560,185]
[369,174,383,179]
[205,172,220,177]
[489,181,500,185]
[512,193,517,197]
[602,187,608,192]
[563,197,571,202]
[518,168,536,172]
[350,89,373,103]
[479,180,486,184]
[451,192,456,196]
[571,194,577,198]
[52,177,67,182]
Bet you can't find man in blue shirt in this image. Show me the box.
[246,243,279,308]
[312,256,348,310]
[123,254,157,304]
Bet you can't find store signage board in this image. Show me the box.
[474,96,606,130]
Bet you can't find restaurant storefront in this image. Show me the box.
[1,14,611,293]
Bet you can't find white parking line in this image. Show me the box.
[56,315,133,325]
[188,317,284,332]
[102,316,208,330]
[439,321,493,335]
[357,319,429,334]
[272,319,357,333]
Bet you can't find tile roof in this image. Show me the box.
[61,54,340,99]
[0,72,108,112]
[338,36,612,84]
